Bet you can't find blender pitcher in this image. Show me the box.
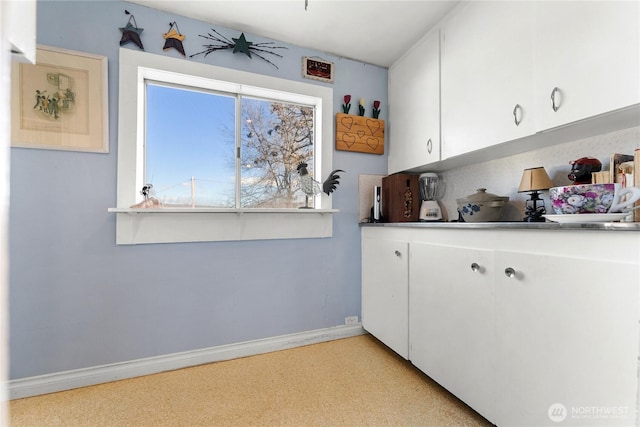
[419,173,443,221]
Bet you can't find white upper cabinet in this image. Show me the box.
[388,29,440,174]
[441,1,535,160]
[3,0,37,63]
[534,1,640,131]
[389,1,640,172]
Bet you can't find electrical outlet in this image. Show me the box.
[345,316,359,325]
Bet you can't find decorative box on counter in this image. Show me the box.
[381,173,420,222]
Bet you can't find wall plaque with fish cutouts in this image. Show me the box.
[335,113,384,155]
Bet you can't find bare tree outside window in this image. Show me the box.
[241,98,314,208]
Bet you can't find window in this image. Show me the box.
[114,49,335,244]
[145,82,237,208]
[144,81,317,209]
[240,98,315,208]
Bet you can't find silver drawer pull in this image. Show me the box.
[513,104,522,126]
[471,262,480,272]
[504,267,516,278]
[426,138,432,154]
[394,250,401,257]
[551,87,560,112]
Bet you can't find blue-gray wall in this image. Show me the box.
[9,1,388,379]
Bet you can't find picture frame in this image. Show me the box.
[11,45,109,153]
[302,56,334,83]
[609,152,634,184]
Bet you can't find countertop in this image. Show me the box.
[359,221,640,231]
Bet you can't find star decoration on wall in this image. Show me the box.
[232,33,253,57]
[163,21,186,56]
[191,28,287,69]
[119,10,144,50]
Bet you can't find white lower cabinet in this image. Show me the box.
[362,227,640,426]
[410,242,495,422]
[361,234,409,359]
[495,250,639,427]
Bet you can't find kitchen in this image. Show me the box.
[363,2,640,425]
[2,1,640,426]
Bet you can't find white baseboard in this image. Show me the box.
[9,324,366,399]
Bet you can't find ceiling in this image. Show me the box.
[128,0,459,68]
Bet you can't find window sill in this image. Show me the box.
[108,208,338,245]
[108,208,339,214]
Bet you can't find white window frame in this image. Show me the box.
[112,49,336,245]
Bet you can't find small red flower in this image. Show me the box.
[372,100,381,118]
[342,95,352,114]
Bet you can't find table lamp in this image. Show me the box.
[518,167,554,222]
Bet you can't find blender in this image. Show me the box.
[419,173,443,221]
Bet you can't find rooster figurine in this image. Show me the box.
[297,162,344,208]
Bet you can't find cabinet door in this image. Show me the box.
[388,30,440,174]
[441,1,535,159]
[410,242,496,423]
[534,1,640,131]
[5,0,36,63]
[361,238,409,359]
[495,251,639,426]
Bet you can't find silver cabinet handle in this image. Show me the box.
[394,250,401,257]
[426,138,432,154]
[504,267,516,278]
[513,104,522,126]
[551,87,560,112]
[470,262,480,272]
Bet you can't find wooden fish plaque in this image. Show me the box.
[335,113,384,155]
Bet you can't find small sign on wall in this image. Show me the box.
[302,56,334,83]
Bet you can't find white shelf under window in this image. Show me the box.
[108,207,339,245]
[107,208,339,214]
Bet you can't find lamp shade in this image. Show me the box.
[518,167,554,192]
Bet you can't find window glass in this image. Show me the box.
[144,82,316,209]
[145,82,236,208]
[241,98,314,208]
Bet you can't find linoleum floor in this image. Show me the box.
[9,334,492,426]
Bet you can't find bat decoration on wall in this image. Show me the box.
[190,28,287,69]
[163,21,186,56]
[119,10,144,50]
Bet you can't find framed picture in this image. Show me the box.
[302,56,334,83]
[11,45,109,153]
[609,152,634,184]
